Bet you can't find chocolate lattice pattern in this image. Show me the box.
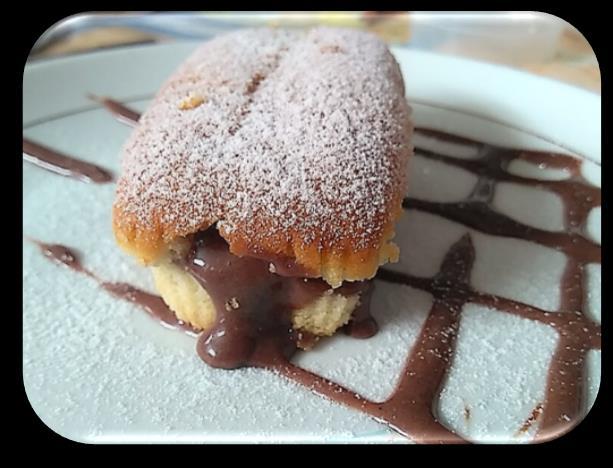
[275,129,601,443]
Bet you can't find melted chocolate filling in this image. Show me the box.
[28,99,600,443]
[182,229,372,369]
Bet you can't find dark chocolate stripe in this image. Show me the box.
[23,138,113,184]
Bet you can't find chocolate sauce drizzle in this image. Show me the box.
[184,229,371,369]
[516,403,544,436]
[275,129,601,443]
[30,239,193,333]
[23,96,141,183]
[87,95,140,127]
[23,138,113,184]
[73,100,600,442]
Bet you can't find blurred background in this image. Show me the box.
[28,11,600,93]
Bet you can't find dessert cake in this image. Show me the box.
[112,27,413,368]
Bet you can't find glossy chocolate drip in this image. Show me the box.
[37,242,91,276]
[23,138,113,184]
[31,239,192,332]
[277,226,600,443]
[183,229,371,369]
[88,95,141,127]
[252,252,318,278]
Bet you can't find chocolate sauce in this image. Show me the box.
[31,240,193,332]
[265,129,600,443]
[402,199,599,264]
[383,129,599,441]
[516,403,544,435]
[87,95,141,127]
[56,103,601,443]
[38,242,91,275]
[23,138,113,184]
[183,229,371,369]
[252,252,318,278]
[102,282,194,332]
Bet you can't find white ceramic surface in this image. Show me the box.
[23,41,601,443]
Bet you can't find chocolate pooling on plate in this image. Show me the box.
[29,98,600,443]
[184,228,371,369]
[23,138,113,184]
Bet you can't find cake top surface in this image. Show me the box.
[114,27,413,275]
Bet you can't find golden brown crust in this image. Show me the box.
[114,196,404,286]
[112,27,412,286]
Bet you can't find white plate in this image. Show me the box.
[23,41,601,443]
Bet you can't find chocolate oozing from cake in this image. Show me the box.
[183,228,372,369]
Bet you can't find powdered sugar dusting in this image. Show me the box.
[437,304,558,443]
[294,282,431,402]
[115,27,412,252]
